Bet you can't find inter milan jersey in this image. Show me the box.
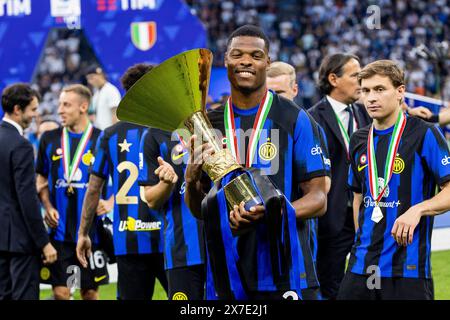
[206,93,328,295]
[138,128,205,270]
[36,126,101,244]
[348,116,450,278]
[90,122,164,256]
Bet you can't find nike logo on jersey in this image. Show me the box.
[358,164,368,172]
[172,152,187,161]
[52,155,62,161]
[94,275,107,282]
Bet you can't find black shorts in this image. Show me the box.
[39,240,109,290]
[337,272,434,300]
[167,264,205,300]
[301,286,322,300]
[116,253,168,300]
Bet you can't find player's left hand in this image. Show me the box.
[229,201,265,234]
[391,206,422,246]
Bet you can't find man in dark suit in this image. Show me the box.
[309,54,371,300]
[0,83,57,300]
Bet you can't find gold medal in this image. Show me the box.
[67,185,75,196]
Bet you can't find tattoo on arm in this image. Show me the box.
[79,175,105,236]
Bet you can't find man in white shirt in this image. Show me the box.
[86,66,121,130]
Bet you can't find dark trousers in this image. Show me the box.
[337,272,434,300]
[0,251,40,300]
[117,253,168,300]
[317,206,355,300]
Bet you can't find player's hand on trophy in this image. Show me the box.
[42,242,57,265]
[44,207,59,229]
[155,156,178,185]
[76,234,92,268]
[185,134,215,184]
[229,201,265,235]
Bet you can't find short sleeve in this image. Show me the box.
[421,126,450,186]
[35,131,50,176]
[293,109,327,182]
[107,85,121,109]
[138,128,161,186]
[90,131,110,179]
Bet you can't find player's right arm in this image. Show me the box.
[144,157,178,210]
[77,131,109,267]
[184,135,215,219]
[77,174,105,268]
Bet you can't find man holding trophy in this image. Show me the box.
[117,25,328,300]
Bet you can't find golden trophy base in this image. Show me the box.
[223,172,263,211]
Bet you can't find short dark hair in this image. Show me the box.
[227,24,270,52]
[318,53,360,95]
[1,83,41,114]
[120,63,154,92]
[358,60,405,88]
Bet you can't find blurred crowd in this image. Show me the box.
[29,1,450,121]
[187,0,450,107]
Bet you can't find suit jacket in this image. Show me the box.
[309,98,371,238]
[0,120,49,254]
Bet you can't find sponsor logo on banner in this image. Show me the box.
[97,0,156,12]
[130,21,157,51]
[50,0,80,17]
[0,0,32,17]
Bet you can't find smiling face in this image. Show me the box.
[58,91,88,128]
[18,96,39,129]
[360,74,405,124]
[224,36,270,95]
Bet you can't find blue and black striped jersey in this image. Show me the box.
[348,117,450,279]
[90,122,164,256]
[138,128,205,270]
[36,126,101,244]
[205,93,329,296]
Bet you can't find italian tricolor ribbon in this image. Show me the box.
[61,123,94,188]
[224,90,273,167]
[367,110,406,204]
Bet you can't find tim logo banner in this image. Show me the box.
[0,0,206,112]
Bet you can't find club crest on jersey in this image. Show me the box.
[82,150,94,166]
[258,138,277,161]
[393,155,405,174]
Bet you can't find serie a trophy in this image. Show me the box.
[117,48,262,210]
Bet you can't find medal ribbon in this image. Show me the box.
[61,122,94,185]
[333,110,350,154]
[367,111,406,204]
[224,90,273,167]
